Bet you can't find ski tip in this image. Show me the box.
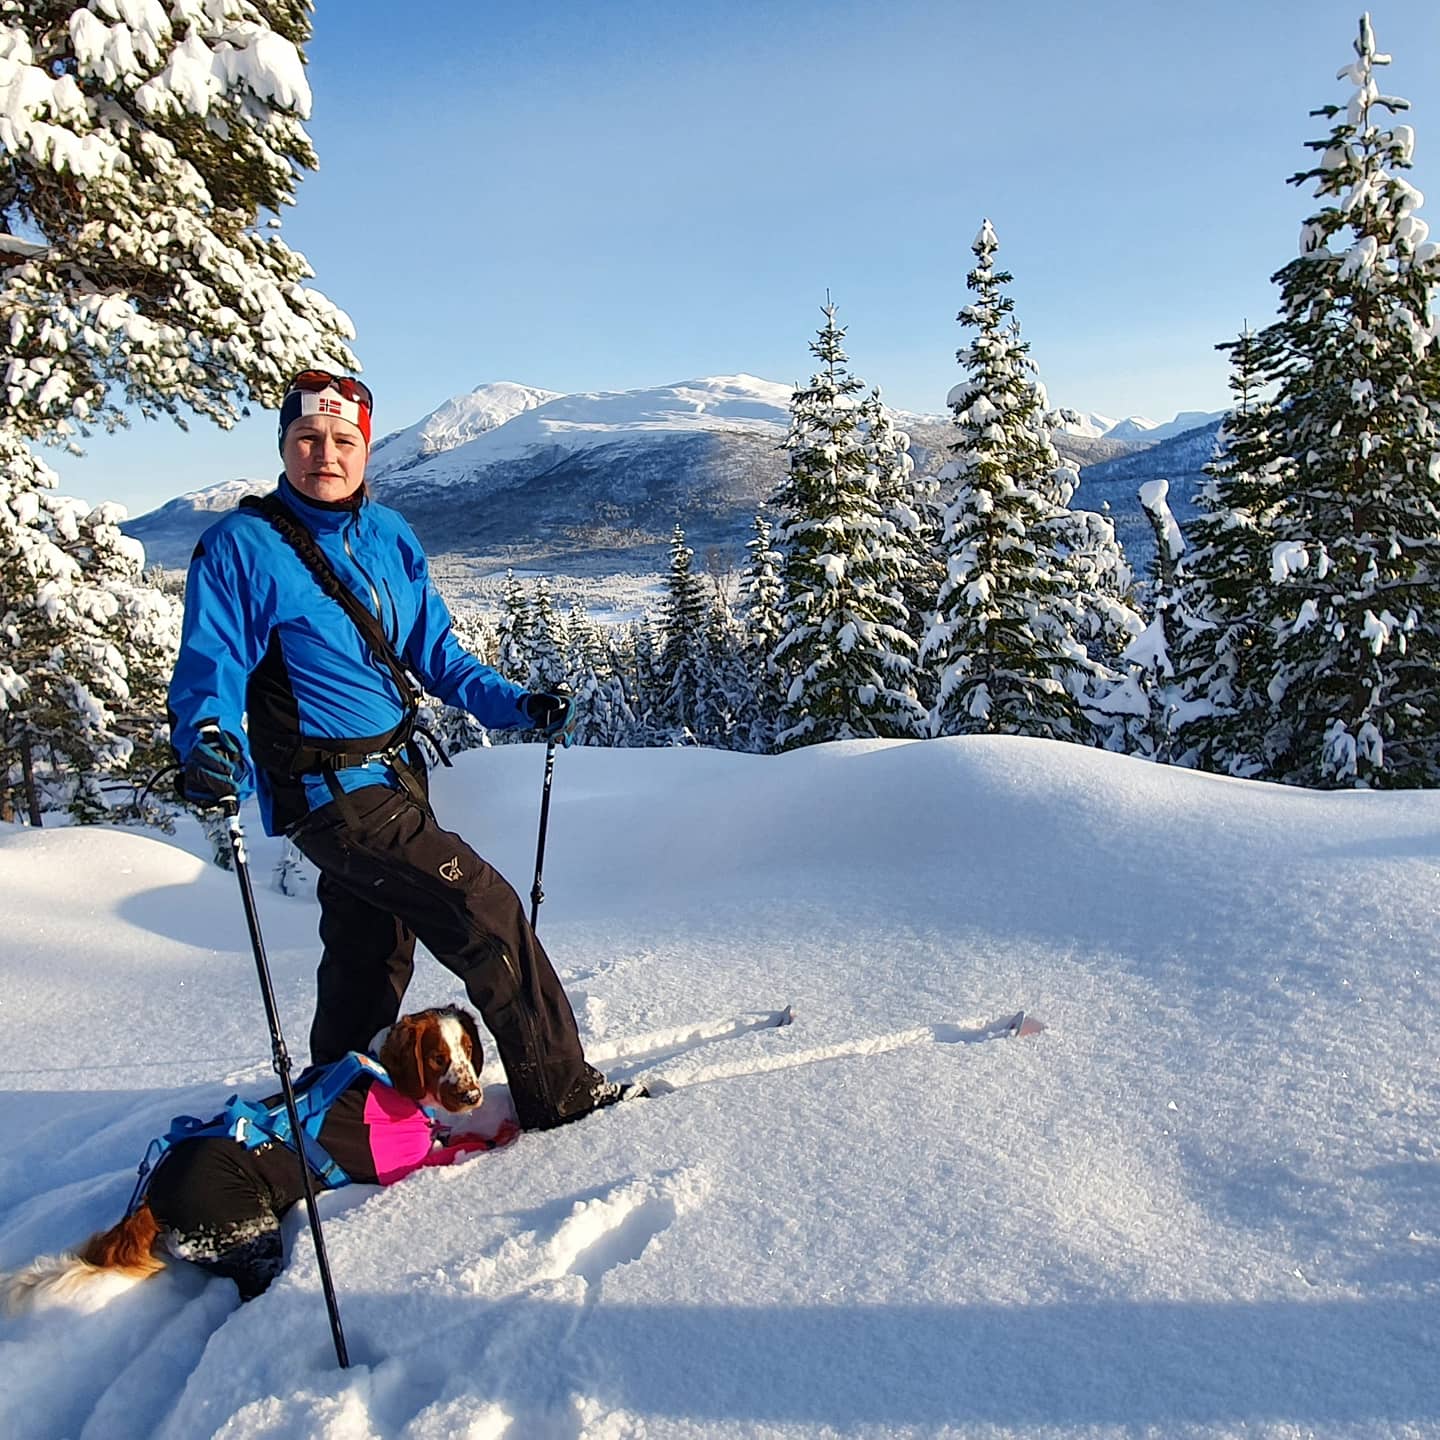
[777,1004,795,1027]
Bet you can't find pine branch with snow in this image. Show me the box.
[1,1,357,452]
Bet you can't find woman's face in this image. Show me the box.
[282,413,369,502]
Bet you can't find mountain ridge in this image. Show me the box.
[122,374,1223,576]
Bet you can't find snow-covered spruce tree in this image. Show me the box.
[1,1,356,452]
[494,570,531,684]
[524,578,566,697]
[654,525,714,743]
[737,514,785,751]
[563,600,634,746]
[0,435,181,823]
[921,221,1120,741]
[702,575,753,749]
[1170,326,1290,776]
[1217,17,1440,787]
[771,302,925,748]
[865,391,945,708]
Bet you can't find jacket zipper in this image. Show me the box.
[382,579,401,646]
[343,516,384,622]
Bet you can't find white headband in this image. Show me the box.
[297,388,364,427]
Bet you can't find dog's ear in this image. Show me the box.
[412,1017,430,1101]
[379,1017,424,1101]
[456,1008,485,1076]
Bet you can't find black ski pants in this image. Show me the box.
[292,781,601,1129]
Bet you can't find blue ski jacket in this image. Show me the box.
[169,477,531,834]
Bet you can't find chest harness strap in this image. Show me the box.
[238,494,451,819]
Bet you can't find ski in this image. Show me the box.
[587,1004,795,1076]
[630,1006,1042,1098]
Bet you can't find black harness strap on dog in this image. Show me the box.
[238,493,451,824]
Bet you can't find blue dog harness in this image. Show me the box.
[126,1051,393,1216]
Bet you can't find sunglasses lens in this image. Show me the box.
[288,370,372,411]
[343,377,374,410]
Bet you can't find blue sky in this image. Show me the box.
[50,0,1440,515]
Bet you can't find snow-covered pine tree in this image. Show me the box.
[1217,17,1440,787]
[1,1,357,453]
[524,578,566,697]
[655,525,713,743]
[701,573,752,750]
[82,498,183,820]
[272,837,314,898]
[737,515,785,751]
[561,600,630,746]
[771,302,926,748]
[0,435,181,823]
[1171,326,1289,776]
[612,619,663,746]
[494,570,531,686]
[921,221,1112,742]
[865,391,944,707]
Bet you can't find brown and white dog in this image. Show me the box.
[2,1005,510,1313]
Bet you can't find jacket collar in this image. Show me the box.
[276,474,368,531]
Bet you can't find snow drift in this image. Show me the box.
[1,737,1435,1438]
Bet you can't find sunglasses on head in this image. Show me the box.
[287,370,373,411]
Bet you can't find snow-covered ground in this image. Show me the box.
[1,737,1436,1439]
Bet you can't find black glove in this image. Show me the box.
[522,691,576,744]
[181,723,246,806]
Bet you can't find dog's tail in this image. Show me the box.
[1,1203,166,1313]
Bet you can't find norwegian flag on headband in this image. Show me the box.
[299,390,361,426]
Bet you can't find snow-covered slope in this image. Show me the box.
[366,381,561,478]
[1,738,1436,1438]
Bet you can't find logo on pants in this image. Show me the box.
[439,856,463,882]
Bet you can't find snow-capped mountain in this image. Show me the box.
[1121,409,1226,445]
[366,382,561,477]
[120,477,275,567]
[1101,415,1162,442]
[367,374,795,485]
[1052,410,1122,440]
[122,375,1221,573]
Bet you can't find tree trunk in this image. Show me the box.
[20,736,43,827]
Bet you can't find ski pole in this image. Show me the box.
[221,798,350,1369]
[528,736,558,931]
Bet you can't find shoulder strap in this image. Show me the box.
[239,492,421,712]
